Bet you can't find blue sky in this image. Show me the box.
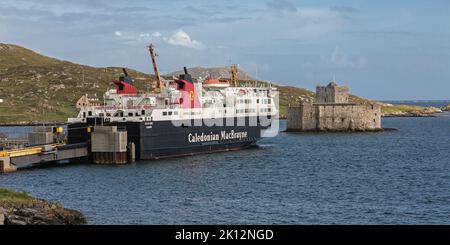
[1,0,449,100]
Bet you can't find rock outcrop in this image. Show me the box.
[441,104,450,112]
[382,106,442,117]
[0,189,85,225]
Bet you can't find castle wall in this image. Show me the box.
[300,103,317,131]
[287,103,381,132]
[316,104,381,131]
[287,104,318,131]
[287,107,302,131]
[333,86,349,103]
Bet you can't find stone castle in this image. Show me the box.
[287,82,382,132]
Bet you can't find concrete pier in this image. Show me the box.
[1,124,136,173]
[1,123,141,173]
[91,126,134,164]
[28,126,55,145]
[0,157,17,173]
[0,143,88,173]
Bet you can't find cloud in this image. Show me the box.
[330,6,358,13]
[139,33,150,38]
[184,6,207,15]
[266,0,297,12]
[163,29,204,49]
[344,30,416,37]
[152,32,162,38]
[110,31,165,46]
[210,17,250,23]
[330,46,366,69]
[136,32,162,41]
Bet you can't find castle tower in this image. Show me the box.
[315,81,349,104]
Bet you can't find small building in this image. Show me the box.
[287,82,381,132]
[76,94,101,109]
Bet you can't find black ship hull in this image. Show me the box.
[68,117,271,160]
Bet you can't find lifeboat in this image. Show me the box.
[203,78,230,88]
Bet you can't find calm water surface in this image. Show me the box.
[0,114,449,224]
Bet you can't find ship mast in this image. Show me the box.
[147,43,163,92]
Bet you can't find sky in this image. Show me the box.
[1,0,449,100]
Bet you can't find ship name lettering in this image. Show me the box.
[188,130,248,143]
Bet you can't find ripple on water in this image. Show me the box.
[1,117,450,224]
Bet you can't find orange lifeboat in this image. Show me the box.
[203,78,230,88]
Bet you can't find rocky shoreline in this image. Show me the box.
[381,105,443,117]
[0,189,85,225]
[285,127,398,133]
[382,113,438,117]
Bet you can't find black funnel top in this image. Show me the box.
[179,66,193,83]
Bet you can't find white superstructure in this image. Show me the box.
[68,78,278,124]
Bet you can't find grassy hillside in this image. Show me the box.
[381,103,441,116]
[0,44,154,124]
[0,43,437,124]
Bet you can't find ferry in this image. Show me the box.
[67,45,278,159]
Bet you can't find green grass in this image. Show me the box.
[381,104,431,114]
[0,188,33,204]
[0,44,153,124]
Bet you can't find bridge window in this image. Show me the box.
[162,111,167,116]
